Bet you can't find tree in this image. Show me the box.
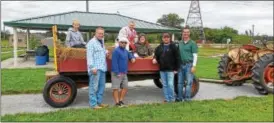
[156,13,185,28]
[1,30,10,40]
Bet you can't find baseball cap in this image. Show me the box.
[119,37,129,42]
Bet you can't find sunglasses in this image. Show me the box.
[120,42,128,44]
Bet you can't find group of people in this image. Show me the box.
[65,20,198,109]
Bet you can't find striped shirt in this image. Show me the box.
[86,37,107,73]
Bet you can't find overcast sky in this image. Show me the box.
[1,1,273,36]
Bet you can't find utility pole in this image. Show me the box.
[252,24,255,41]
[86,0,89,12]
[86,0,90,40]
[186,0,206,44]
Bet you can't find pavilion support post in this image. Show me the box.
[13,27,18,67]
[172,33,175,41]
[26,28,30,50]
[3,25,5,40]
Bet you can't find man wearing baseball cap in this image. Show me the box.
[111,37,136,107]
[152,33,180,103]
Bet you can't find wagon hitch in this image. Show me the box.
[223,75,251,84]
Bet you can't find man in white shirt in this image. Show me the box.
[115,21,137,52]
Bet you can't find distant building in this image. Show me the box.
[9,32,46,47]
[42,37,54,47]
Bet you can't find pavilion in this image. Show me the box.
[3,11,181,66]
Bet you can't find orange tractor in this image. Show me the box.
[218,41,274,95]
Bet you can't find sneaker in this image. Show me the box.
[175,99,182,102]
[119,101,127,107]
[115,103,123,107]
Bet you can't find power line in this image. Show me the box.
[90,1,168,12]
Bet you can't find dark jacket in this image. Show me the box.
[135,42,154,58]
[154,42,180,71]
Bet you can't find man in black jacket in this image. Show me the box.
[152,33,180,103]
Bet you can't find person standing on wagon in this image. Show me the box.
[86,27,109,109]
[65,20,86,48]
[152,33,180,103]
[111,37,136,107]
[116,21,137,52]
[176,26,198,102]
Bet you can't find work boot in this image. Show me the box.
[98,104,109,108]
[92,105,102,110]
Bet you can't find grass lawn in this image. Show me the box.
[196,57,220,79]
[1,39,9,47]
[1,95,273,122]
[1,68,49,94]
[1,47,25,52]
[1,51,25,61]
[198,47,227,57]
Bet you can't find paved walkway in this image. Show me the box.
[1,57,54,69]
[1,80,262,116]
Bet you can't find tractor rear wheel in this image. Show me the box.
[218,54,245,86]
[43,76,77,108]
[252,53,274,95]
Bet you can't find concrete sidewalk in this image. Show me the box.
[1,57,54,69]
[1,81,262,116]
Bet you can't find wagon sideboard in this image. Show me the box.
[57,58,160,74]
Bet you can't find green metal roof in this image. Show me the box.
[4,11,180,33]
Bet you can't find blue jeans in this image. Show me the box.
[177,63,194,101]
[88,70,106,107]
[160,71,175,102]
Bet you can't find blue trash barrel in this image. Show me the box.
[36,56,47,65]
[46,54,49,62]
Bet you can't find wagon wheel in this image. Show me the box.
[154,75,199,98]
[252,53,274,94]
[174,76,199,98]
[43,76,77,108]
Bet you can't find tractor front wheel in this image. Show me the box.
[218,54,245,86]
[252,53,274,95]
[43,76,77,108]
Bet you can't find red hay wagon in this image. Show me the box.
[43,25,199,108]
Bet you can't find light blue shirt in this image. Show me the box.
[86,37,107,73]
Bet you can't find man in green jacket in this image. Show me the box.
[176,26,198,102]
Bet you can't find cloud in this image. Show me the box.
[1,1,273,36]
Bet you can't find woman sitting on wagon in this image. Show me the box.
[65,20,86,48]
[134,33,154,58]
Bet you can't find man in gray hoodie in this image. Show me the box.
[65,20,86,48]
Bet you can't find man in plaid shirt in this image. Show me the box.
[86,27,109,109]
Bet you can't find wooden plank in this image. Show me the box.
[45,71,59,81]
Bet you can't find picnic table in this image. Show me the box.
[19,50,36,61]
